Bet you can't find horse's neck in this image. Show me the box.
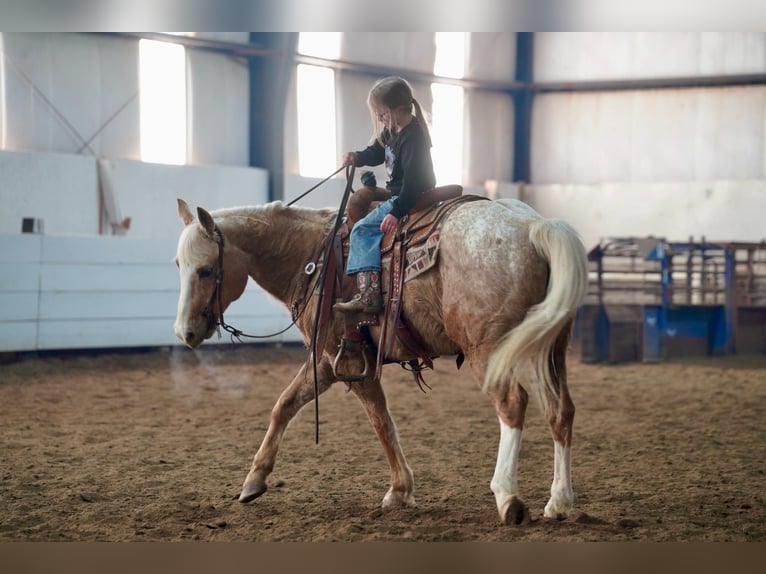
[217,205,328,305]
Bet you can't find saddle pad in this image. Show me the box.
[404,231,442,280]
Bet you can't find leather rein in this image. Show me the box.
[203,165,355,344]
[206,225,300,342]
[201,165,355,444]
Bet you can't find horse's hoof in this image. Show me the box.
[501,496,530,525]
[544,495,572,520]
[382,489,416,508]
[238,475,268,504]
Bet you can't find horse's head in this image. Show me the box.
[174,199,249,347]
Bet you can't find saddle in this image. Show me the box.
[332,184,488,384]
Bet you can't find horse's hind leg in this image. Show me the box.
[487,376,531,525]
[349,376,415,508]
[542,326,575,520]
[239,359,335,504]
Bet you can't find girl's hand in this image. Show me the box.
[341,152,356,167]
[380,213,398,233]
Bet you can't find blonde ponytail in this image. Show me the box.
[411,97,432,147]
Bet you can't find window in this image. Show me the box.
[431,33,467,185]
[296,64,337,178]
[430,83,465,186]
[433,32,467,79]
[0,33,5,148]
[139,39,186,165]
[296,33,340,178]
[298,33,341,60]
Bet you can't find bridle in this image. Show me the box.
[200,164,356,346]
[202,223,303,342]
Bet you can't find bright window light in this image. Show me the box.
[297,64,337,178]
[0,33,6,148]
[430,83,464,186]
[434,32,467,79]
[139,39,186,165]
[298,33,341,59]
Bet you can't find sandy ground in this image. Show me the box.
[1,344,764,542]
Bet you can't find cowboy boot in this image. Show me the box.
[334,270,383,314]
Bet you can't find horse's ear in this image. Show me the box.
[197,207,216,236]
[177,198,194,226]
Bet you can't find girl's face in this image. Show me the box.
[375,105,409,132]
[374,106,393,130]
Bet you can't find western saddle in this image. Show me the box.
[295,181,488,385]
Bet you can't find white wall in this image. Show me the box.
[1,33,141,158]
[526,32,766,254]
[523,181,766,252]
[0,150,270,239]
[187,49,250,166]
[98,157,269,239]
[535,33,766,81]
[0,150,99,235]
[0,234,300,352]
[532,86,766,184]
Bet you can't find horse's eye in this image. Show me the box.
[198,267,214,279]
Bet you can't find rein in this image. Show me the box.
[205,165,357,444]
[209,226,302,342]
[206,165,354,343]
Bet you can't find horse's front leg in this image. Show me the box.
[239,359,335,503]
[349,377,415,508]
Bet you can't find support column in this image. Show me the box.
[249,33,298,201]
[512,32,533,184]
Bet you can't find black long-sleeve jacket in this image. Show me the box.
[353,117,436,219]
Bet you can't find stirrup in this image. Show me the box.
[332,338,370,382]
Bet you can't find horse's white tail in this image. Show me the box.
[483,218,588,399]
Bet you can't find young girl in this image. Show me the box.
[334,76,436,314]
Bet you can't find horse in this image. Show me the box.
[173,193,588,525]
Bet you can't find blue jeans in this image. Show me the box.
[346,197,395,274]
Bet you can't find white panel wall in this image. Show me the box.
[0,234,300,352]
[0,150,99,235]
[187,49,250,166]
[523,181,766,253]
[0,150,270,239]
[532,86,766,184]
[535,33,766,81]
[341,33,437,76]
[98,157,270,239]
[464,89,514,185]
[466,33,516,82]
[1,32,140,158]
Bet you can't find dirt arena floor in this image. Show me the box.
[1,343,764,542]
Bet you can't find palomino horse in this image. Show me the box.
[174,195,588,524]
